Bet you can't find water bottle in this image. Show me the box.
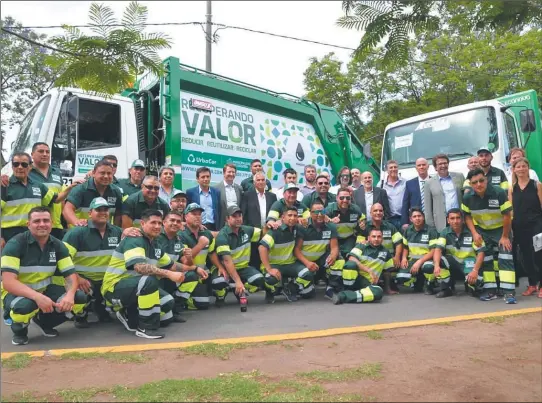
[239,291,248,312]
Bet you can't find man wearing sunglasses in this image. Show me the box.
[301,174,336,209]
[294,201,344,299]
[121,176,170,229]
[462,168,516,304]
[266,183,310,230]
[118,159,146,201]
[324,188,366,258]
[2,153,75,248]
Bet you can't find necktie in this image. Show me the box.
[420,180,425,212]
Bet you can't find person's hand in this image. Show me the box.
[466,270,479,285]
[1,174,8,187]
[198,236,209,247]
[401,258,409,269]
[85,171,93,179]
[499,236,512,252]
[410,261,421,275]
[325,255,336,267]
[70,178,85,188]
[324,215,331,223]
[359,219,367,231]
[434,265,441,278]
[234,280,246,296]
[393,255,401,268]
[330,216,340,224]
[36,294,55,313]
[196,266,209,280]
[370,272,378,285]
[0,238,5,250]
[473,232,483,247]
[218,266,229,281]
[267,221,280,230]
[299,218,309,228]
[55,293,74,312]
[78,277,92,294]
[122,227,141,238]
[307,262,319,272]
[169,271,186,284]
[183,248,193,260]
[268,268,281,280]
[402,224,409,230]
[75,219,88,227]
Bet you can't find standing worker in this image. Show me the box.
[121,176,170,229]
[117,159,146,200]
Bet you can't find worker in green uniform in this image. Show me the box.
[1,152,75,246]
[240,159,272,192]
[170,190,188,220]
[117,159,146,201]
[122,175,170,229]
[156,209,209,314]
[301,174,337,208]
[215,205,266,304]
[332,227,393,304]
[324,187,366,258]
[357,203,403,295]
[101,209,190,339]
[266,183,310,229]
[397,207,440,294]
[462,168,516,303]
[62,197,123,327]
[63,160,123,227]
[179,203,226,308]
[259,206,315,303]
[433,208,488,298]
[1,207,88,345]
[293,200,344,299]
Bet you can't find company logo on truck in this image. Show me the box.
[190,99,214,112]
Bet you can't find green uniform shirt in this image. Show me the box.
[301,192,336,209]
[62,221,123,282]
[66,178,123,223]
[324,202,365,240]
[241,176,272,192]
[357,221,403,255]
[485,165,509,191]
[1,176,56,230]
[102,234,173,293]
[178,227,215,267]
[266,199,310,222]
[461,185,512,231]
[1,231,75,299]
[435,225,486,265]
[156,231,185,263]
[117,178,142,201]
[215,225,261,269]
[260,224,298,266]
[121,191,170,228]
[403,224,440,260]
[348,243,393,283]
[29,165,64,230]
[296,219,338,262]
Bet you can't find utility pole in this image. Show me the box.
[205,0,212,72]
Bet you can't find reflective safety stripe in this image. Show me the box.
[5,197,42,207]
[298,267,309,278]
[160,294,174,305]
[18,266,57,274]
[28,278,52,290]
[212,276,228,284]
[139,306,161,316]
[76,250,115,258]
[160,311,173,321]
[247,273,263,283]
[75,265,108,273]
[299,284,314,294]
[106,267,127,276]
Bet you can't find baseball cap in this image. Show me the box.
[284,183,299,191]
[477,146,492,155]
[171,189,187,199]
[184,203,204,215]
[131,159,146,168]
[226,205,242,216]
[89,197,109,210]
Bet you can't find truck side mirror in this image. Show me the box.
[520,109,536,132]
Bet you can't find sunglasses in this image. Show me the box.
[470,179,486,185]
[339,196,351,201]
[106,162,118,168]
[311,209,325,215]
[144,185,160,191]
[12,162,29,168]
[317,182,329,186]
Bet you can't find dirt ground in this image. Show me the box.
[2,313,541,402]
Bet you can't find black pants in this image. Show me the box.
[513,221,542,287]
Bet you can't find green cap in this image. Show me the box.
[284,183,299,191]
[184,203,204,215]
[171,189,187,199]
[89,197,109,210]
[131,159,146,168]
[477,146,491,154]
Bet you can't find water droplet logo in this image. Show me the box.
[295,143,305,161]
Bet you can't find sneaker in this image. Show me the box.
[332,293,345,305]
[522,286,538,296]
[172,313,187,323]
[504,294,517,304]
[479,293,498,301]
[436,288,453,298]
[4,317,13,326]
[12,334,29,345]
[265,290,275,304]
[324,287,334,300]
[135,328,165,339]
[281,283,298,302]
[74,316,90,329]
[116,310,136,332]
[32,317,59,337]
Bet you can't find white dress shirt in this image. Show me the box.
[223,180,238,207]
[257,191,267,227]
[364,190,374,222]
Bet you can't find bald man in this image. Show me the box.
[467,156,480,171]
[351,168,362,190]
[353,171,390,221]
[400,158,429,229]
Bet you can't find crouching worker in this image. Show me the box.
[259,206,315,303]
[101,209,188,339]
[1,207,88,345]
[432,208,487,298]
[332,228,392,304]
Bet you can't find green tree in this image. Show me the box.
[47,1,172,95]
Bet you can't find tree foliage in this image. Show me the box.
[47,1,172,95]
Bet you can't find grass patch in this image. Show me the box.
[364,330,384,340]
[297,362,383,382]
[481,316,505,325]
[1,391,48,402]
[56,387,107,403]
[181,343,252,360]
[263,340,282,346]
[1,354,33,370]
[57,351,147,364]
[437,321,453,326]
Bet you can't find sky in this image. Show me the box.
[1,0,363,158]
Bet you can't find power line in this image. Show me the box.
[2,21,204,29]
[0,27,83,56]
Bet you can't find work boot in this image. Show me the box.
[436,288,453,298]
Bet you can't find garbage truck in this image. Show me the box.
[4,56,380,189]
[380,90,541,180]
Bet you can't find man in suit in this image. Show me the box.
[353,171,390,221]
[424,153,465,232]
[214,163,243,229]
[401,158,430,230]
[186,166,221,231]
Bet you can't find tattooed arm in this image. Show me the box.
[57,273,79,312]
[134,263,186,283]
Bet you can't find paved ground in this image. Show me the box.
[2,278,541,353]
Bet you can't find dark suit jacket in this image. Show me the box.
[214,181,243,228]
[186,186,221,226]
[241,190,277,228]
[400,177,424,226]
[353,186,391,219]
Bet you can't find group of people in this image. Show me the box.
[1,142,541,346]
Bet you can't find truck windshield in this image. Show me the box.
[12,95,52,155]
[382,107,499,167]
